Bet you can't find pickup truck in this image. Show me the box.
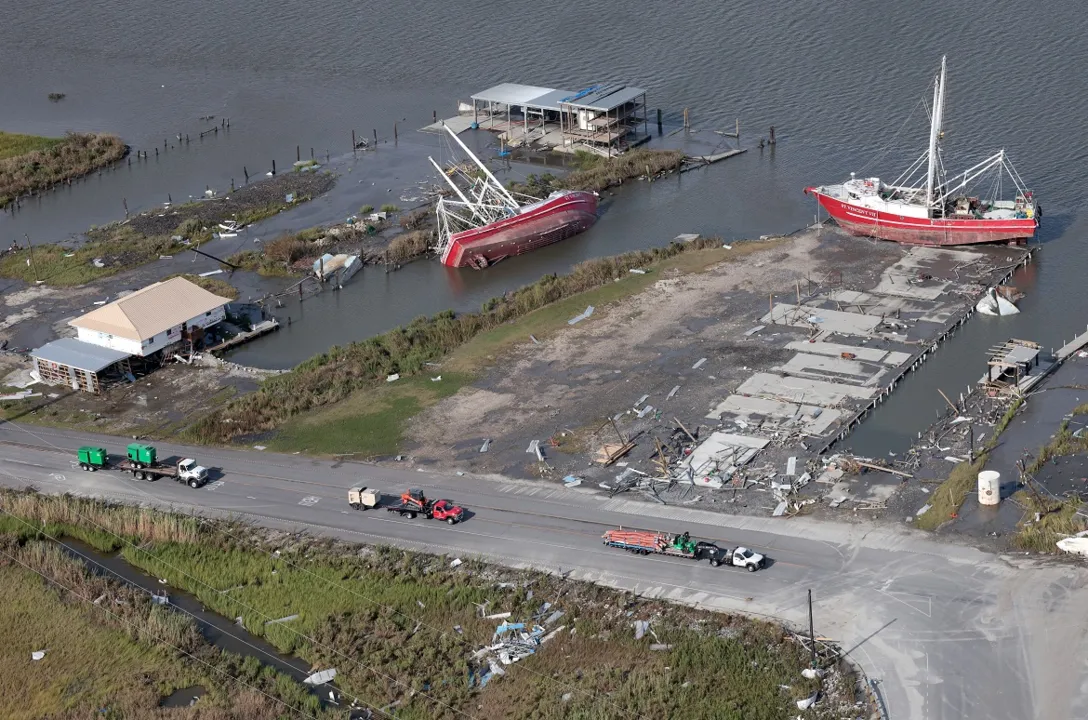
[383,488,465,524]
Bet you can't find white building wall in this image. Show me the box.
[75,327,142,356]
[77,305,227,357]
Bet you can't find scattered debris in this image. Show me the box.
[303,669,337,686]
[595,441,636,466]
[692,358,707,370]
[563,476,582,488]
[667,385,681,400]
[526,439,545,462]
[796,692,820,710]
[449,558,463,568]
[386,373,400,383]
[568,306,595,325]
[31,650,46,661]
[479,438,491,453]
[265,614,299,625]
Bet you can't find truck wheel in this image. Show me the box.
[406,512,417,519]
[79,463,87,471]
[447,517,456,525]
[134,471,144,480]
[349,503,359,510]
[710,559,720,567]
[189,480,199,489]
[746,563,757,572]
[641,549,650,556]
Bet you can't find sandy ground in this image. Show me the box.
[405,229,905,494]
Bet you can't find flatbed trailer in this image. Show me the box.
[602,528,765,570]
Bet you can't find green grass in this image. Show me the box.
[269,372,471,456]
[0,563,192,719]
[0,225,187,287]
[0,491,860,720]
[0,532,334,718]
[0,131,64,160]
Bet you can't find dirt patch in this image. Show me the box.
[406,231,897,485]
[0,358,261,438]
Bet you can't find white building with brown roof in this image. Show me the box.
[69,277,231,357]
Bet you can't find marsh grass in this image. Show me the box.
[0,131,125,207]
[508,148,685,199]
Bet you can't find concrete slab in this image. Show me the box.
[761,303,882,337]
[870,247,983,300]
[784,341,910,366]
[682,431,770,475]
[776,353,884,386]
[736,372,878,406]
[707,394,842,436]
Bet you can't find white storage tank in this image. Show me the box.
[978,470,1001,506]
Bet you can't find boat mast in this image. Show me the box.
[925,56,947,214]
[442,123,519,210]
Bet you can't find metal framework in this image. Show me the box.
[428,124,521,255]
[874,57,1032,213]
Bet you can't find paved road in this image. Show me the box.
[0,420,1085,720]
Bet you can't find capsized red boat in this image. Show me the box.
[429,125,598,269]
[805,56,1039,247]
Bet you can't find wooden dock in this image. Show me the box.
[207,319,280,354]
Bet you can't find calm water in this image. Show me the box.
[4,0,1087,451]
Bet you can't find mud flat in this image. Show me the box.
[404,226,1034,519]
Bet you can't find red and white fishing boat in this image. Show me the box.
[429,125,597,269]
[805,57,1039,246]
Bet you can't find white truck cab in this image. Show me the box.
[731,547,766,571]
[178,459,208,487]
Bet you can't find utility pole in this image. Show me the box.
[808,589,817,667]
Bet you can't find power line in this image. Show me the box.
[0,545,321,720]
[5,503,478,720]
[0,508,391,718]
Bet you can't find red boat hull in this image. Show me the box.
[441,191,598,268]
[805,188,1038,246]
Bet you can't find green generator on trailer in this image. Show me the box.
[126,443,156,468]
[76,446,108,471]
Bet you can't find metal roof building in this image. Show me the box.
[558,84,649,157]
[31,338,132,394]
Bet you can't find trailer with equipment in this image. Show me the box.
[385,488,465,524]
[76,444,209,488]
[602,528,765,570]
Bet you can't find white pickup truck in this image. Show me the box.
[707,545,766,571]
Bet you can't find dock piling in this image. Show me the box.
[244,166,249,183]
[272,159,276,175]
[296,146,300,162]
[352,130,356,155]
